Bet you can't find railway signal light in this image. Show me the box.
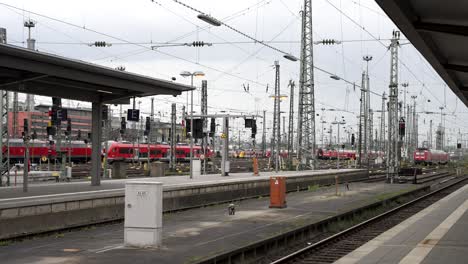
[23,118,29,134]
[46,125,56,136]
[66,118,72,135]
[351,134,355,146]
[399,117,406,137]
[77,129,82,140]
[102,105,109,120]
[194,119,203,139]
[52,97,62,107]
[120,117,126,134]
[32,130,37,140]
[209,118,216,137]
[185,118,203,138]
[145,116,151,132]
[244,118,254,128]
[185,119,190,136]
[251,121,257,139]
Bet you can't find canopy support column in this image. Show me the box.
[91,101,103,186]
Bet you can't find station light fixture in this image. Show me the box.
[197,14,221,26]
[283,54,298,62]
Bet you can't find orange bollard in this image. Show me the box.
[253,157,259,176]
[269,176,287,208]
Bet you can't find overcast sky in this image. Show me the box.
[1,0,467,145]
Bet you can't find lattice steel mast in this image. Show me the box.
[380,92,387,153]
[296,0,316,170]
[358,72,367,167]
[386,31,401,183]
[272,61,281,172]
[0,28,9,186]
[287,80,295,165]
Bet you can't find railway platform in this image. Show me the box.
[336,181,468,264]
[0,169,369,239]
[0,169,363,199]
[0,181,422,264]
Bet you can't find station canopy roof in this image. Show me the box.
[376,0,468,107]
[0,43,193,104]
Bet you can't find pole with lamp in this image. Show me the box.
[332,118,346,169]
[180,71,205,179]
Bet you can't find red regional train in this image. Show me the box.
[413,148,449,165]
[105,142,212,163]
[317,148,357,160]
[4,139,91,163]
[3,139,212,164]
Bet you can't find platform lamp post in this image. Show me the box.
[332,118,346,169]
[180,71,205,179]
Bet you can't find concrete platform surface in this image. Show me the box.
[0,169,361,199]
[0,182,416,264]
[336,182,468,264]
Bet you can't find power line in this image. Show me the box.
[0,2,271,87]
[169,0,298,59]
[322,0,445,106]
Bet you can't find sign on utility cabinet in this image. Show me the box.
[124,181,163,248]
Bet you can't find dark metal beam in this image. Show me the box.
[1,81,99,102]
[443,63,468,73]
[414,21,468,37]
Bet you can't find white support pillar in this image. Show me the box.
[91,102,103,186]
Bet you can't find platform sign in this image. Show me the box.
[57,108,68,121]
[127,109,140,122]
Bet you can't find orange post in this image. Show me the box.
[269,176,287,208]
[253,157,259,176]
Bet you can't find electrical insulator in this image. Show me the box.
[192,41,205,47]
[94,41,109,47]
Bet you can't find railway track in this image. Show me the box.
[270,174,466,264]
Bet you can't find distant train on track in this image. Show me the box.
[413,148,449,165]
[317,148,385,160]
[2,139,212,164]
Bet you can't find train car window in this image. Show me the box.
[119,148,133,154]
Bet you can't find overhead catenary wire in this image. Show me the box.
[0,2,272,88]
[169,0,297,58]
[322,0,445,107]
